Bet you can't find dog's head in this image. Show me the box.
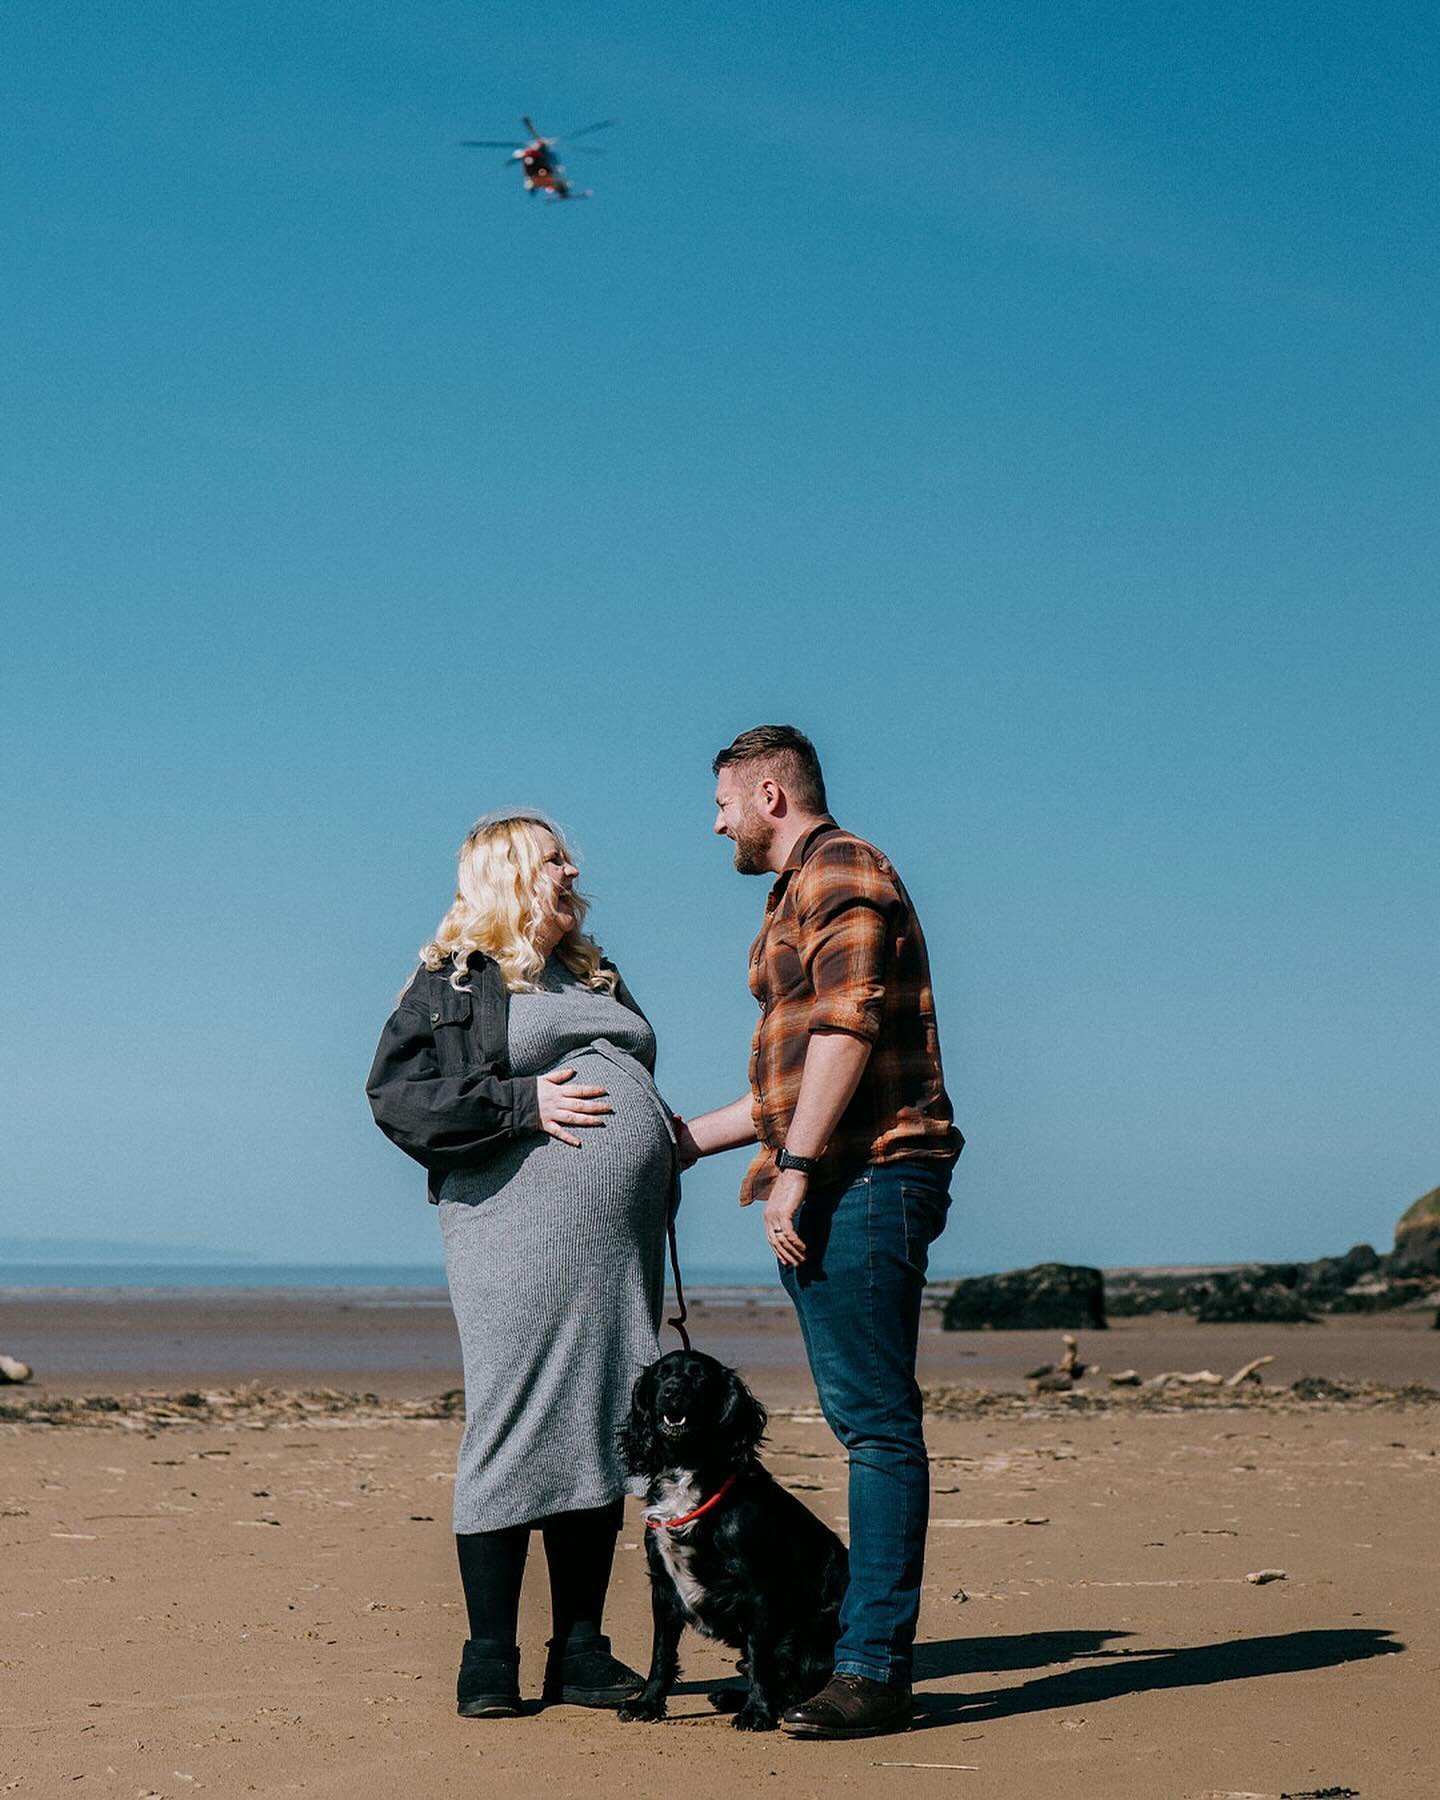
[619,1349,768,1477]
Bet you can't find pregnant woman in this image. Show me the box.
[366,810,676,1718]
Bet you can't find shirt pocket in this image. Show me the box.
[766,932,810,1001]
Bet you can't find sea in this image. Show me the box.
[0,1259,974,1296]
[0,1260,795,1295]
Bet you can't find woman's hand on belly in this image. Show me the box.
[536,1067,612,1147]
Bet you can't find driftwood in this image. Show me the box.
[1246,1567,1287,1584]
[1143,1353,1279,1392]
[0,1354,33,1385]
[1226,1354,1276,1388]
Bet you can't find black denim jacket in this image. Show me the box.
[366,953,649,1203]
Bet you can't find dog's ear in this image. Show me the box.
[618,1361,662,1476]
[717,1368,768,1464]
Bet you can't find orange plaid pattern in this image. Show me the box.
[741,821,962,1208]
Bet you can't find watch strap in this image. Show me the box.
[776,1147,820,1175]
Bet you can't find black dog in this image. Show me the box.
[617,1349,848,1732]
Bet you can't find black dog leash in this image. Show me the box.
[666,1212,691,1350]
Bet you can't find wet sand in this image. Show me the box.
[2,1295,1438,1797]
[4,1286,1436,1402]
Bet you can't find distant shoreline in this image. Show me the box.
[0,1259,1277,1300]
[0,1258,1262,1297]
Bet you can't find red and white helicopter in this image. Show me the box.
[461,116,615,202]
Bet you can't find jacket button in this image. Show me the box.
[431,1011,441,1024]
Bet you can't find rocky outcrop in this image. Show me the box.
[941,1263,1106,1331]
[1104,1210,1440,1320]
[1391,1187,1440,1277]
[1104,1271,1195,1316]
[1187,1268,1318,1324]
[1105,1249,1436,1321]
[944,1190,1440,1328]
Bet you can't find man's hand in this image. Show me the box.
[536,1068,611,1147]
[673,1116,702,1170]
[751,1168,809,1267]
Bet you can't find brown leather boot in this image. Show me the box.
[781,1672,913,1739]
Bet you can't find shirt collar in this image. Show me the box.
[766,817,838,908]
[783,816,839,872]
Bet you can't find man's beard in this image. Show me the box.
[730,811,775,876]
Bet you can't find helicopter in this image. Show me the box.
[461,116,615,202]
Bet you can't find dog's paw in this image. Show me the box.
[707,1687,746,1714]
[617,1695,667,1724]
[731,1702,777,1733]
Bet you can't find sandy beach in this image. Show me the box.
[3,1294,1437,1798]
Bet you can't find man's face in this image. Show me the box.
[713,768,775,875]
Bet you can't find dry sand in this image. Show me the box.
[2,1299,1437,1798]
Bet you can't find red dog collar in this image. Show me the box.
[645,1473,738,1531]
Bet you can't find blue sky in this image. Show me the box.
[3,1,1436,1277]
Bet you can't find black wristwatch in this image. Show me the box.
[775,1147,820,1175]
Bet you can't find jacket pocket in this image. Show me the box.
[427,986,474,1074]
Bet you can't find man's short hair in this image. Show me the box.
[712,725,828,815]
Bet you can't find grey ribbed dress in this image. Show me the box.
[437,961,673,1533]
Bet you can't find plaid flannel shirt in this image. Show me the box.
[741,820,962,1209]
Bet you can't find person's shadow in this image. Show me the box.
[679,1631,1141,1702]
[914,1628,1130,1681]
[911,1627,1404,1726]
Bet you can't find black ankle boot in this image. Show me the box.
[456,1638,522,1718]
[541,1634,643,1708]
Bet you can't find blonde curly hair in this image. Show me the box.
[419,811,617,995]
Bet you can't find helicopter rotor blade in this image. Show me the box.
[461,139,524,149]
[557,119,616,143]
[522,116,540,138]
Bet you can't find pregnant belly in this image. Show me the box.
[441,1050,674,1215]
[544,1050,672,1179]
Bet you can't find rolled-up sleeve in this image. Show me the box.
[795,845,896,1042]
[366,1003,541,1171]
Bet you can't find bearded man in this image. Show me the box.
[678,724,963,1739]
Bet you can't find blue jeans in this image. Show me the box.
[779,1158,953,1688]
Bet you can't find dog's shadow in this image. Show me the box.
[672,1673,747,1700]
[911,1627,1404,1727]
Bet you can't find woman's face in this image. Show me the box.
[532,828,580,945]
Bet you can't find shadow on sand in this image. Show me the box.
[912,1627,1404,1726]
[914,1628,1132,1682]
